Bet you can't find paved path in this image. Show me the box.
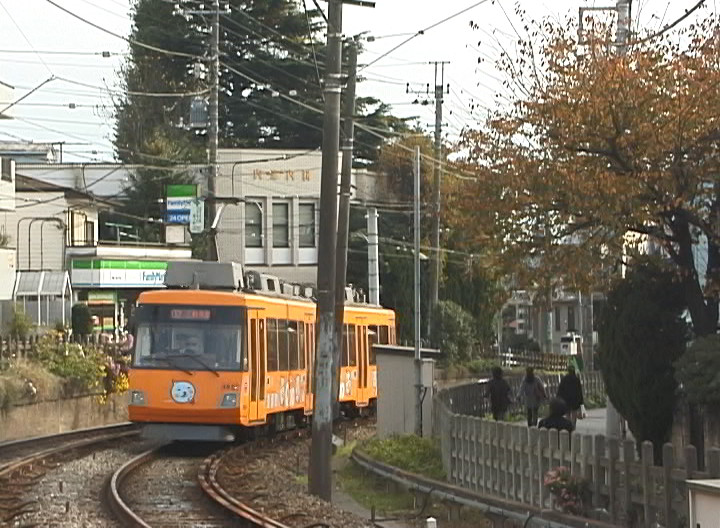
[575,407,607,435]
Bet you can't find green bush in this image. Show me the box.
[433,300,478,365]
[675,335,720,405]
[466,358,498,376]
[71,304,92,336]
[8,306,33,340]
[362,435,445,480]
[34,335,106,395]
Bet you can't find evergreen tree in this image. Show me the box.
[598,261,688,456]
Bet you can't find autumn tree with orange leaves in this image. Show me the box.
[452,15,720,337]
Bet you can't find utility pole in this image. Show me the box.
[333,39,358,420]
[429,62,448,340]
[413,146,422,436]
[207,0,220,261]
[310,0,343,501]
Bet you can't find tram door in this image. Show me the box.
[357,326,369,405]
[249,317,266,422]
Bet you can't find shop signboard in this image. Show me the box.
[166,184,196,224]
[71,260,168,288]
[190,198,205,234]
[88,291,117,304]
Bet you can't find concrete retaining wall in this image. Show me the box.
[0,392,128,442]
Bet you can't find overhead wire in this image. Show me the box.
[0,0,54,76]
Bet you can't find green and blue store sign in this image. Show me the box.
[71,259,168,288]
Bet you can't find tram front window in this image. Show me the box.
[132,305,246,372]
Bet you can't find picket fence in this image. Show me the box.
[0,335,126,366]
[433,375,718,528]
[498,349,573,372]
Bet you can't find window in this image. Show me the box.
[288,321,299,370]
[342,324,357,367]
[85,220,95,246]
[267,318,279,371]
[298,322,306,369]
[1,158,12,182]
[567,306,575,332]
[554,307,561,332]
[245,202,263,247]
[368,325,389,365]
[272,202,289,248]
[299,203,315,247]
[278,319,289,370]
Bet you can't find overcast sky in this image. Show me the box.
[0,0,713,162]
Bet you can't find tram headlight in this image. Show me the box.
[130,390,147,405]
[220,393,237,408]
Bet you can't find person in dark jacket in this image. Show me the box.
[485,367,512,421]
[538,397,574,433]
[517,367,547,427]
[556,365,585,427]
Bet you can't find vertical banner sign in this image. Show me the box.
[190,198,205,234]
[166,184,196,224]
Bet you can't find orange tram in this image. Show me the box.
[128,261,396,441]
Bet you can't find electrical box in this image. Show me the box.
[375,345,440,438]
[688,480,720,527]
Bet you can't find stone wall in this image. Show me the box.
[0,392,128,442]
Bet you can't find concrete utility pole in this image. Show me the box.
[206,0,220,261]
[413,146,423,436]
[428,61,449,340]
[333,39,358,420]
[310,0,344,501]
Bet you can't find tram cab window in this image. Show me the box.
[367,325,390,366]
[132,305,245,372]
[298,322,306,369]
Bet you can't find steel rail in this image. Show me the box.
[351,449,618,528]
[198,450,293,528]
[105,447,162,528]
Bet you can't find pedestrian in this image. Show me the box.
[556,365,585,428]
[538,397,574,433]
[517,367,547,427]
[484,366,513,421]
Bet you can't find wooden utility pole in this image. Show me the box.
[333,39,358,418]
[413,146,423,435]
[207,0,220,261]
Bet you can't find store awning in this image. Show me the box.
[14,270,72,298]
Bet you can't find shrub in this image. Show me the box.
[544,466,590,515]
[71,304,92,337]
[466,358,498,376]
[34,335,106,395]
[8,306,33,340]
[675,335,720,405]
[362,435,445,480]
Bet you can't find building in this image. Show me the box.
[0,156,16,325]
[0,141,59,163]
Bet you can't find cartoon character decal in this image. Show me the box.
[170,381,196,403]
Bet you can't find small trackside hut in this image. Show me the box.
[128,261,395,441]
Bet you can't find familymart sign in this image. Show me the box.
[71,259,167,288]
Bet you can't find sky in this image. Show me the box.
[0,0,714,163]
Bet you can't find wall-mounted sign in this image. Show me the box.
[71,259,168,288]
[166,184,197,224]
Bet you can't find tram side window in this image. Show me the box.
[341,325,348,367]
[267,319,279,372]
[348,324,357,366]
[298,322,306,369]
[288,321,299,370]
[368,325,378,366]
[278,320,289,370]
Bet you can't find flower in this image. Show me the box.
[544,466,590,516]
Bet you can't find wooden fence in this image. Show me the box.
[499,348,573,372]
[433,377,714,528]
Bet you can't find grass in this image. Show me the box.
[360,435,446,480]
[338,462,415,514]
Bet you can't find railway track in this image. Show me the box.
[0,423,140,525]
[107,441,282,528]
